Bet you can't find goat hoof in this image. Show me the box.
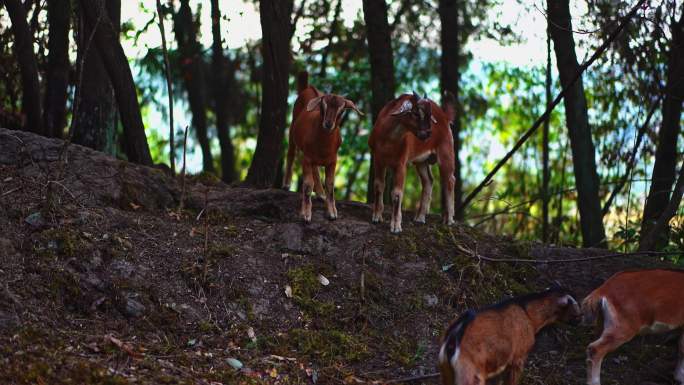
[372,216,383,223]
[390,225,402,234]
[414,217,426,224]
[328,213,338,221]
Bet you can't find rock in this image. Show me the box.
[124,297,146,318]
[0,238,15,256]
[424,294,439,307]
[24,212,46,229]
[279,223,303,251]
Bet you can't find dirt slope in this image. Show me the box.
[0,127,678,385]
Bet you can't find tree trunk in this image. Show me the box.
[4,0,44,135]
[210,0,237,183]
[72,0,119,155]
[174,0,215,173]
[44,0,71,139]
[244,0,294,188]
[362,0,396,203]
[548,0,606,248]
[640,11,684,250]
[542,14,552,243]
[438,0,463,220]
[78,0,152,166]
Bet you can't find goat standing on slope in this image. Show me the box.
[368,92,456,233]
[439,285,581,385]
[582,269,684,385]
[283,71,363,223]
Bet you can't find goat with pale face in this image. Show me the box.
[283,71,363,222]
[368,91,456,233]
[582,269,684,385]
[439,285,581,385]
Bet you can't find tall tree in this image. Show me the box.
[44,0,71,138]
[72,0,120,154]
[548,0,606,248]
[78,0,152,166]
[362,0,396,203]
[438,0,463,220]
[4,0,44,135]
[640,9,684,250]
[174,0,215,173]
[245,0,294,188]
[210,0,237,183]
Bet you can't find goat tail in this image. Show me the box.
[438,310,474,385]
[581,292,603,326]
[297,71,309,94]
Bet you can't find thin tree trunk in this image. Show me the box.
[78,0,152,166]
[639,157,684,251]
[4,0,44,135]
[439,0,463,220]
[548,0,606,248]
[44,0,71,139]
[210,0,237,182]
[362,0,396,203]
[640,11,684,249]
[156,0,175,173]
[318,0,342,79]
[542,16,552,243]
[244,0,294,188]
[72,0,119,155]
[174,0,215,173]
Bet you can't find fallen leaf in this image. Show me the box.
[317,274,329,286]
[247,327,256,342]
[269,367,278,378]
[104,334,142,359]
[284,285,293,298]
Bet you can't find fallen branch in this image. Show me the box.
[459,247,684,264]
[457,0,648,214]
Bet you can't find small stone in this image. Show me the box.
[124,297,146,318]
[424,294,439,307]
[24,212,46,228]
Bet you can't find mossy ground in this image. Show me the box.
[0,160,678,384]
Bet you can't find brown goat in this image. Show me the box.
[439,285,581,385]
[368,92,456,233]
[283,71,363,222]
[582,269,684,385]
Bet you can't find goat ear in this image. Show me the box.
[306,97,322,112]
[558,294,577,306]
[344,99,364,116]
[390,100,412,116]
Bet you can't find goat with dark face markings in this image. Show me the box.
[439,285,581,385]
[368,91,456,233]
[283,71,363,223]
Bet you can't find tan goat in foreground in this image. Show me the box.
[582,269,684,385]
[439,285,581,385]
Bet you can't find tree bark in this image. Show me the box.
[4,0,44,135]
[210,0,237,183]
[244,0,294,188]
[72,0,119,154]
[640,11,684,250]
[362,0,396,203]
[542,14,552,243]
[639,156,684,251]
[439,0,463,220]
[78,0,152,166]
[548,0,606,248]
[44,0,71,139]
[174,0,215,173]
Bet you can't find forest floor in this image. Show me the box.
[0,127,680,385]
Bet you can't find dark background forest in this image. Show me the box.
[2,0,684,252]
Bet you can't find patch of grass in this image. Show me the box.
[287,266,335,322]
[286,328,370,363]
